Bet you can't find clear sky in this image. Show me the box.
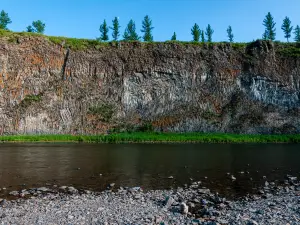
[1,0,299,42]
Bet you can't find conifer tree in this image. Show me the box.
[141,15,154,41]
[26,25,35,33]
[281,16,293,42]
[171,32,177,41]
[26,20,46,33]
[201,30,205,42]
[33,20,45,33]
[205,24,214,42]
[123,19,140,41]
[0,10,11,30]
[294,25,300,43]
[262,31,268,40]
[99,20,109,41]
[110,17,120,41]
[263,12,276,41]
[227,25,234,42]
[191,23,200,42]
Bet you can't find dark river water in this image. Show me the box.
[0,143,299,198]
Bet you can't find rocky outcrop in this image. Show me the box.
[0,35,299,134]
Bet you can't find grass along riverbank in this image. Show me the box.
[0,133,300,143]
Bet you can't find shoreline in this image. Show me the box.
[0,176,299,224]
[1,133,300,144]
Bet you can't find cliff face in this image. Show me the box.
[0,35,299,134]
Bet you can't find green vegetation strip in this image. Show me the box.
[0,133,300,143]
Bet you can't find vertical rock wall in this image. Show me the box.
[0,37,299,134]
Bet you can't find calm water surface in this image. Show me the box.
[0,143,299,197]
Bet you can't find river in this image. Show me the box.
[0,143,299,198]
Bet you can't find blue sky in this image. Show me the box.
[1,0,299,42]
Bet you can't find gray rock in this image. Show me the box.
[9,191,19,196]
[198,189,210,194]
[37,187,49,192]
[0,199,7,206]
[180,202,188,214]
[67,187,78,194]
[288,176,297,182]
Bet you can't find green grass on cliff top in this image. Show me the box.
[0,133,300,143]
[1,28,300,54]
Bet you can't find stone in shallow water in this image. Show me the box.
[37,187,49,192]
[9,191,19,196]
[67,187,78,194]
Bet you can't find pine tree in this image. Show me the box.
[32,20,45,33]
[201,30,205,42]
[205,24,214,42]
[123,19,140,41]
[262,31,268,40]
[263,12,276,41]
[171,32,177,41]
[0,10,11,30]
[227,26,234,43]
[110,17,120,41]
[294,25,300,43]
[99,20,109,41]
[26,20,45,33]
[191,23,200,42]
[26,25,34,32]
[281,16,293,42]
[141,15,154,42]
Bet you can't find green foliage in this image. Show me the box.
[227,25,234,43]
[1,133,300,143]
[26,25,34,33]
[231,42,247,50]
[123,19,140,41]
[99,20,109,41]
[205,24,214,42]
[88,104,114,122]
[141,15,154,42]
[262,31,268,40]
[263,12,276,41]
[281,17,293,42]
[21,94,42,107]
[294,25,300,43]
[33,20,46,34]
[0,10,11,30]
[191,23,200,42]
[201,30,205,42]
[48,36,107,50]
[171,32,177,41]
[278,46,300,58]
[27,20,46,34]
[110,17,120,41]
[136,122,154,132]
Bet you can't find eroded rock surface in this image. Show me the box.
[0,37,299,134]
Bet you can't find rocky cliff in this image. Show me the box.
[0,34,299,134]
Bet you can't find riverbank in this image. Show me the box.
[0,176,299,224]
[1,133,300,143]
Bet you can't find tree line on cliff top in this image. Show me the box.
[0,9,300,43]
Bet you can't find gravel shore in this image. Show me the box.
[0,177,299,225]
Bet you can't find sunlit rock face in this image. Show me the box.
[0,37,299,134]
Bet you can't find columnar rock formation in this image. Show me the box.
[0,35,299,134]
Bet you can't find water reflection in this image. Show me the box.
[0,143,299,197]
